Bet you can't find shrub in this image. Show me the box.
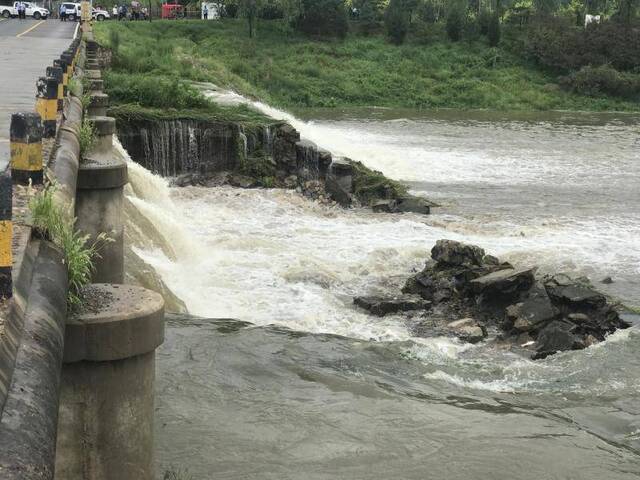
[108,28,120,55]
[385,0,409,45]
[354,0,382,36]
[296,0,349,38]
[103,73,211,109]
[524,18,640,72]
[559,65,640,98]
[79,118,96,158]
[446,1,465,41]
[487,14,501,46]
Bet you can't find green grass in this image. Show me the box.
[95,19,639,112]
[29,186,112,309]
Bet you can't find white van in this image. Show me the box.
[1,1,50,19]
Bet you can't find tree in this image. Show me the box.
[446,0,465,40]
[385,0,410,44]
[296,0,349,38]
[354,0,381,35]
[617,0,639,24]
[487,13,500,45]
[238,0,261,37]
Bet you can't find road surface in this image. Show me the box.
[0,18,77,168]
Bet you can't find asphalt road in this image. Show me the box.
[0,18,77,168]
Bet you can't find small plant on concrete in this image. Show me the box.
[79,117,96,158]
[68,77,83,97]
[29,186,112,309]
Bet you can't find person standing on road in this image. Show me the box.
[59,3,67,21]
[203,4,208,19]
[112,5,118,17]
[16,1,26,19]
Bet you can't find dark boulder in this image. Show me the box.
[354,294,431,317]
[446,318,487,343]
[532,320,582,360]
[505,289,558,333]
[431,239,485,267]
[471,267,535,305]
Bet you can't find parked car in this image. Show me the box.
[59,2,80,20]
[92,6,109,20]
[1,1,49,19]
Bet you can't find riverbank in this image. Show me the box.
[94,19,639,112]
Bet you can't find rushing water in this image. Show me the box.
[119,99,640,478]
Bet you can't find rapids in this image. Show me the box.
[119,98,640,478]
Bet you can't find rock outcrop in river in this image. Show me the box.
[355,239,630,359]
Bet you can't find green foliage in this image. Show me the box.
[446,1,465,41]
[108,28,120,55]
[68,77,83,97]
[29,186,111,309]
[487,14,501,45]
[103,72,211,109]
[79,118,96,158]
[385,0,410,44]
[296,0,349,38]
[559,64,640,98]
[93,20,640,111]
[351,160,408,205]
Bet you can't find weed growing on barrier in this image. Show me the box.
[78,118,96,158]
[68,77,83,97]
[29,186,112,310]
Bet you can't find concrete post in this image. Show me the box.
[75,116,127,284]
[46,66,65,111]
[61,52,73,79]
[10,112,43,185]
[88,78,103,92]
[325,158,354,207]
[36,76,58,138]
[53,58,68,93]
[55,284,165,480]
[87,92,108,118]
[0,169,11,299]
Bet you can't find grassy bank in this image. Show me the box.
[95,19,638,112]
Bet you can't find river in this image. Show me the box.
[120,101,640,478]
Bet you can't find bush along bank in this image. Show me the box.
[354,239,631,360]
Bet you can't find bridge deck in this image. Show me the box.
[0,18,77,169]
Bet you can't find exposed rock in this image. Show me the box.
[532,321,581,360]
[447,318,486,343]
[372,199,397,213]
[471,268,535,304]
[395,239,630,360]
[505,290,558,333]
[354,294,431,317]
[228,174,258,189]
[394,196,435,215]
[431,239,485,267]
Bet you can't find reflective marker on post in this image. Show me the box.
[36,76,58,138]
[46,66,64,111]
[10,112,43,185]
[0,169,11,299]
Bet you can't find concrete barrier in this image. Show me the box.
[76,116,127,284]
[55,284,164,480]
[36,76,59,139]
[10,112,43,185]
[0,171,11,299]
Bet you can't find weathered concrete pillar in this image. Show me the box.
[55,284,165,480]
[46,66,64,111]
[88,78,104,92]
[325,158,354,207]
[87,92,108,117]
[0,169,11,298]
[36,76,58,138]
[75,116,127,284]
[53,58,69,91]
[10,112,43,185]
